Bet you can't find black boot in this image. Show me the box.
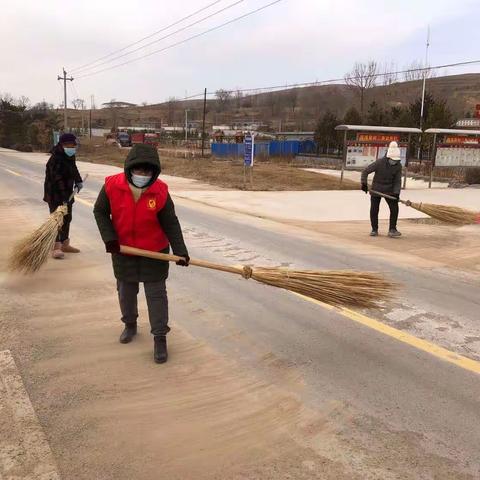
[154,336,168,364]
[119,323,137,344]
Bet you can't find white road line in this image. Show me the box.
[0,350,60,479]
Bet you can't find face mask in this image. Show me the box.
[64,147,76,157]
[131,173,152,188]
[388,159,400,166]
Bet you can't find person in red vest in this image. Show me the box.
[93,144,189,364]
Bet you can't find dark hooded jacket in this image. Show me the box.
[43,145,83,206]
[361,157,402,196]
[93,144,188,282]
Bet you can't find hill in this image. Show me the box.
[65,73,480,131]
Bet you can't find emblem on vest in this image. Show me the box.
[148,198,156,210]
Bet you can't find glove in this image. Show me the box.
[74,182,83,194]
[361,183,369,194]
[105,240,120,254]
[176,255,190,267]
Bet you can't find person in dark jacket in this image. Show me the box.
[361,141,403,238]
[43,132,83,258]
[93,144,189,364]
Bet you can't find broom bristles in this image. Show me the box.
[409,202,480,226]
[8,206,67,274]
[247,267,395,309]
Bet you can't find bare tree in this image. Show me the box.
[344,60,379,115]
[18,96,30,109]
[403,61,436,81]
[234,89,243,109]
[166,96,178,125]
[141,101,148,107]
[381,61,398,86]
[263,92,278,117]
[71,98,85,110]
[215,89,232,112]
[285,88,298,115]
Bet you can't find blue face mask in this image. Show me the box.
[131,173,152,188]
[64,147,76,157]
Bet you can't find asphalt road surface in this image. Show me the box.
[1,148,479,480]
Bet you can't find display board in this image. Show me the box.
[435,146,480,167]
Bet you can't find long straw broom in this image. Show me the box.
[370,190,480,225]
[9,175,88,274]
[120,245,396,309]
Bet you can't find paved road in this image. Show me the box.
[1,149,480,479]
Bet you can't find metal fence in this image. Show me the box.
[211,140,316,158]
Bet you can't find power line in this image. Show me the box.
[179,58,480,100]
[70,0,224,74]
[75,0,284,80]
[73,0,244,75]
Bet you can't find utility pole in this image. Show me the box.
[184,109,189,143]
[418,27,430,160]
[57,67,74,131]
[201,88,207,158]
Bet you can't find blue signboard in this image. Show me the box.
[244,134,254,167]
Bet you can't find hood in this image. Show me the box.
[124,144,161,187]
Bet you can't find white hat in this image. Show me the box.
[386,141,401,161]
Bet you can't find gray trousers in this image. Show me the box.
[116,280,170,336]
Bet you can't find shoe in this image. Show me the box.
[62,239,80,253]
[154,336,168,364]
[119,323,137,344]
[52,242,65,259]
[370,230,378,237]
[388,229,402,238]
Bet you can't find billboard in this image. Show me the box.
[346,143,407,168]
[435,146,480,167]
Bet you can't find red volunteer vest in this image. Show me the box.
[104,173,169,251]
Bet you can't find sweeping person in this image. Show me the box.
[361,141,403,238]
[43,132,83,258]
[93,144,189,364]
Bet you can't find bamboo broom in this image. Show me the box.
[9,175,88,274]
[370,190,480,225]
[120,245,396,309]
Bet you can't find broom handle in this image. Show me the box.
[120,245,244,276]
[369,190,409,205]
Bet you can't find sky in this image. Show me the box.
[1,0,480,107]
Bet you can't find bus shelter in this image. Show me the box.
[335,125,421,187]
[425,128,480,188]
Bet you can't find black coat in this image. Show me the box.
[93,145,188,282]
[361,157,402,195]
[43,146,82,207]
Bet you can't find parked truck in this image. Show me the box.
[131,132,160,147]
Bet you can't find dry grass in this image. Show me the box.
[77,141,358,191]
[9,206,67,274]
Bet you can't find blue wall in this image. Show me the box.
[211,140,316,157]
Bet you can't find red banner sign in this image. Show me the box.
[444,135,480,145]
[357,134,400,143]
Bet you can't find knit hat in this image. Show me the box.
[386,141,401,161]
[59,133,77,145]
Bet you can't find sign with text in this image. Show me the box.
[244,134,254,167]
[444,135,480,145]
[357,133,400,143]
[346,142,407,168]
[436,146,480,167]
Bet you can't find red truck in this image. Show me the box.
[131,132,160,147]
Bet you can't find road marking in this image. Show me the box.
[0,350,60,479]
[5,168,22,177]
[293,293,480,376]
